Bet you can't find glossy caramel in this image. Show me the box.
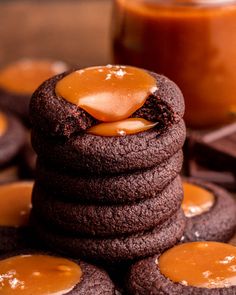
[87,118,157,136]
[0,112,7,137]
[0,59,68,95]
[159,242,236,288]
[0,255,82,294]
[113,0,236,128]
[0,182,33,227]
[55,65,157,122]
[182,182,215,217]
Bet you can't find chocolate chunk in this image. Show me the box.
[185,123,236,177]
[186,160,236,191]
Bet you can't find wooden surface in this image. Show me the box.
[0,0,112,67]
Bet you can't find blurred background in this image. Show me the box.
[0,0,112,67]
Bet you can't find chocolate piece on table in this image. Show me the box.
[184,123,236,190]
[186,160,236,191]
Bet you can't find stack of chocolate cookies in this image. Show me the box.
[30,65,186,264]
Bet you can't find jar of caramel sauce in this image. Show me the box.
[112,0,236,128]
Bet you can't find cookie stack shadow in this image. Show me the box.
[30,71,187,266]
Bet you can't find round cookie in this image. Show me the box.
[0,251,115,294]
[35,150,183,204]
[0,181,33,253]
[32,119,185,175]
[30,69,185,137]
[182,178,236,243]
[127,242,236,295]
[0,59,68,123]
[0,111,26,167]
[32,176,183,236]
[31,209,186,264]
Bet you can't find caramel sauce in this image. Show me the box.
[87,118,157,136]
[159,242,236,288]
[0,112,7,137]
[55,65,157,122]
[182,182,215,218]
[0,182,33,227]
[0,255,82,294]
[0,59,68,95]
[112,0,236,127]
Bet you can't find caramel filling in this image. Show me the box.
[0,59,68,95]
[56,65,158,136]
[182,182,215,218]
[0,255,82,294]
[56,65,157,122]
[159,242,236,288]
[0,182,33,227]
[87,118,157,136]
[0,112,7,137]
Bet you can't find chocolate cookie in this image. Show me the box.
[127,242,236,295]
[35,150,183,204]
[31,209,186,263]
[30,70,185,137]
[182,179,236,243]
[0,112,26,167]
[0,181,34,254]
[0,226,32,254]
[32,176,183,236]
[0,59,69,124]
[0,251,115,294]
[32,119,185,175]
[0,89,29,123]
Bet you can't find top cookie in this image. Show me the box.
[30,65,185,138]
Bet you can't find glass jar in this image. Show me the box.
[111,0,236,128]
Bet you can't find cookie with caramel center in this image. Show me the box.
[182,178,236,243]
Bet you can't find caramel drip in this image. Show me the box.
[55,65,157,122]
[87,118,157,136]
